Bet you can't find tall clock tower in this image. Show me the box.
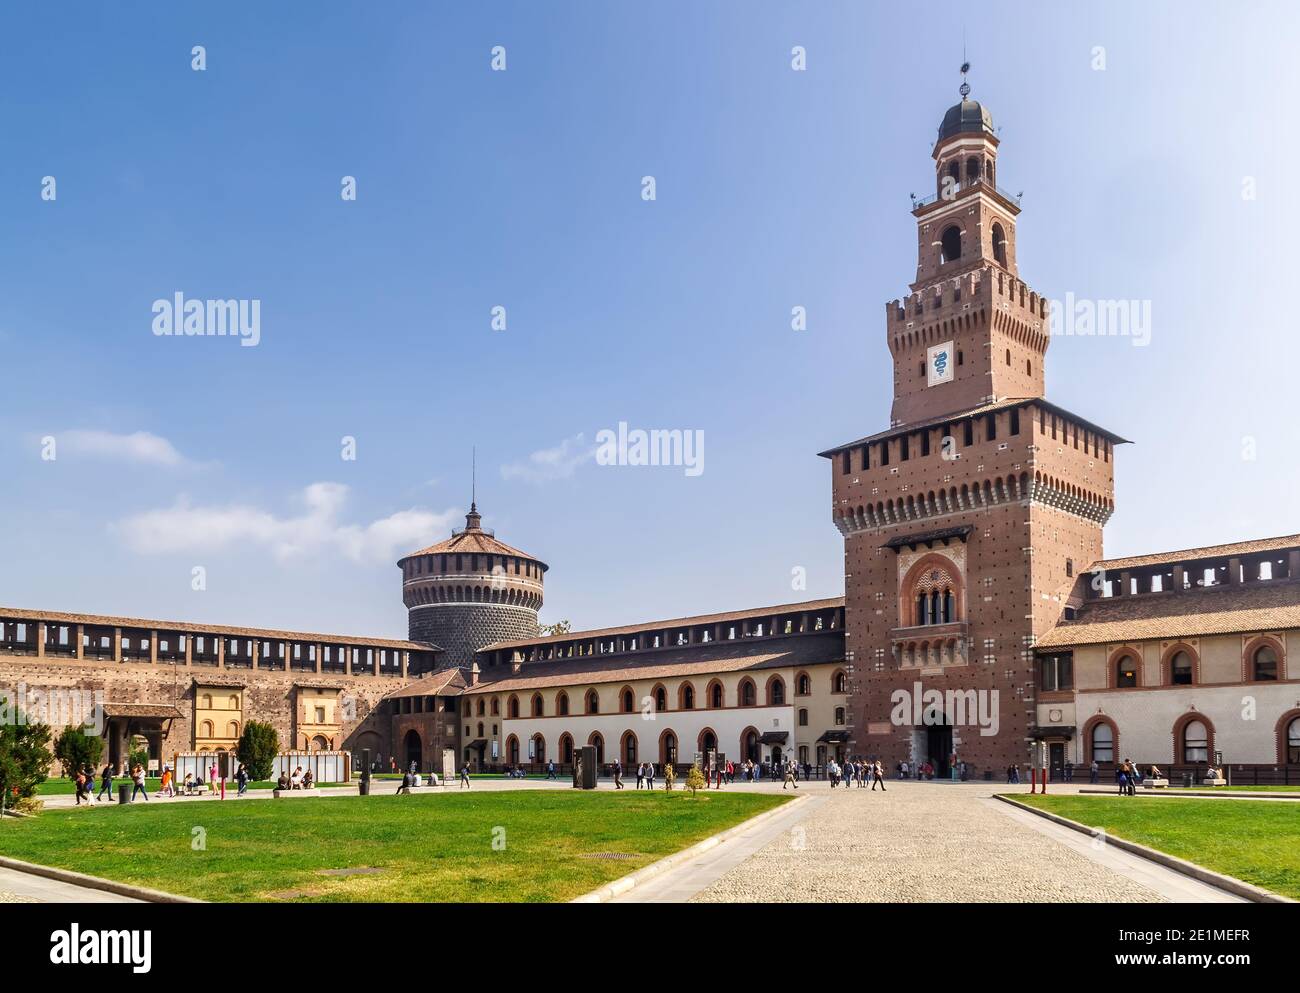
[820,74,1126,775]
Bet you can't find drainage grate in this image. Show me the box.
[577,852,642,861]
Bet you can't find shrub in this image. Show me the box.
[237,721,279,782]
[0,694,52,809]
[53,726,104,777]
[685,765,706,795]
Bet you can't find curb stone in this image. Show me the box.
[0,855,203,904]
[994,794,1293,904]
[571,793,811,903]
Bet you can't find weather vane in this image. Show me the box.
[959,60,971,100]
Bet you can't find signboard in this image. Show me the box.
[926,340,954,386]
[491,739,499,760]
[442,748,456,783]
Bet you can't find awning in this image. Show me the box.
[468,738,488,748]
[817,730,850,743]
[759,731,789,744]
[101,704,184,720]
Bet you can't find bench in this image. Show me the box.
[1142,778,1169,788]
[272,788,323,798]
[1204,777,1228,787]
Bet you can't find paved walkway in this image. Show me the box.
[0,866,142,904]
[612,780,1247,903]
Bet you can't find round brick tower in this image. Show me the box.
[398,503,546,670]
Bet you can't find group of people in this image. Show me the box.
[274,766,315,791]
[825,758,888,790]
[73,759,256,804]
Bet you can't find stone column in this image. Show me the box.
[74,624,85,660]
[150,631,158,665]
[315,643,322,674]
[113,627,122,663]
[251,640,260,671]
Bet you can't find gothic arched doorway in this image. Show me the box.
[403,729,422,771]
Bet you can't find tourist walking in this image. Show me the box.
[235,764,249,796]
[646,762,656,789]
[546,759,556,780]
[1089,759,1099,784]
[783,759,798,790]
[872,759,887,792]
[613,759,624,789]
[1064,760,1074,783]
[97,763,115,802]
[130,764,149,801]
[460,763,471,789]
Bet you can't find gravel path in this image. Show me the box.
[691,782,1165,903]
[0,890,37,903]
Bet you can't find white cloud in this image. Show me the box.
[59,429,193,467]
[114,481,457,564]
[500,433,595,483]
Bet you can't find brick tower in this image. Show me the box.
[820,73,1126,776]
[398,503,546,669]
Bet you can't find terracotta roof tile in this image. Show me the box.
[464,632,844,694]
[384,668,467,699]
[481,597,845,652]
[1037,581,1300,648]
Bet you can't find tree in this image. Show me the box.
[685,765,706,796]
[237,721,279,782]
[0,693,52,812]
[538,620,571,636]
[53,727,104,778]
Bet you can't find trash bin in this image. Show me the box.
[1183,772,1193,788]
[118,783,131,804]
[358,777,370,796]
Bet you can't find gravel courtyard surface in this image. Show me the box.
[691,782,1165,903]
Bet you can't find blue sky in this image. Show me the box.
[1,2,1296,640]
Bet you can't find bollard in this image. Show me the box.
[1029,767,1038,794]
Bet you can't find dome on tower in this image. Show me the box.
[938,99,994,142]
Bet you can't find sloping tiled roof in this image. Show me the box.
[817,397,1130,457]
[1037,581,1300,648]
[465,632,845,694]
[384,668,467,699]
[399,529,541,563]
[1091,534,1300,572]
[101,704,184,719]
[482,597,845,652]
[0,605,435,653]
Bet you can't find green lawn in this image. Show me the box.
[0,789,786,902]
[1016,794,1300,899]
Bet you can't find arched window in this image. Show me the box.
[557,691,569,716]
[1091,722,1114,763]
[940,225,962,264]
[508,695,520,719]
[476,699,485,716]
[1288,718,1300,764]
[798,708,809,727]
[966,156,981,182]
[491,698,499,716]
[768,677,785,706]
[622,732,637,764]
[661,731,678,766]
[227,695,239,710]
[201,694,212,709]
[1254,645,1279,681]
[1182,720,1209,763]
[796,672,811,696]
[834,707,845,726]
[992,222,1007,266]
[586,689,599,714]
[200,720,213,738]
[680,684,695,710]
[1170,651,1194,685]
[227,721,239,738]
[654,685,668,712]
[709,681,723,708]
[620,688,635,713]
[833,670,848,694]
[462,700,471,717]
[739,679,756,707]
[531,693,544,717]
[506,735,519,765]
[1115,655,1138,688]
[560,733,574,764]
[477,722,484,738]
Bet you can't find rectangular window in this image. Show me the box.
[1039,653,1073,691]
[900,435,909,461]
[963,421,973,447]
[985,414,997,442]
[1009,408,1020,435]
[880,441,890,466]
[860,446,869,471]
[841,451,851,474]
[921,431,930,457]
